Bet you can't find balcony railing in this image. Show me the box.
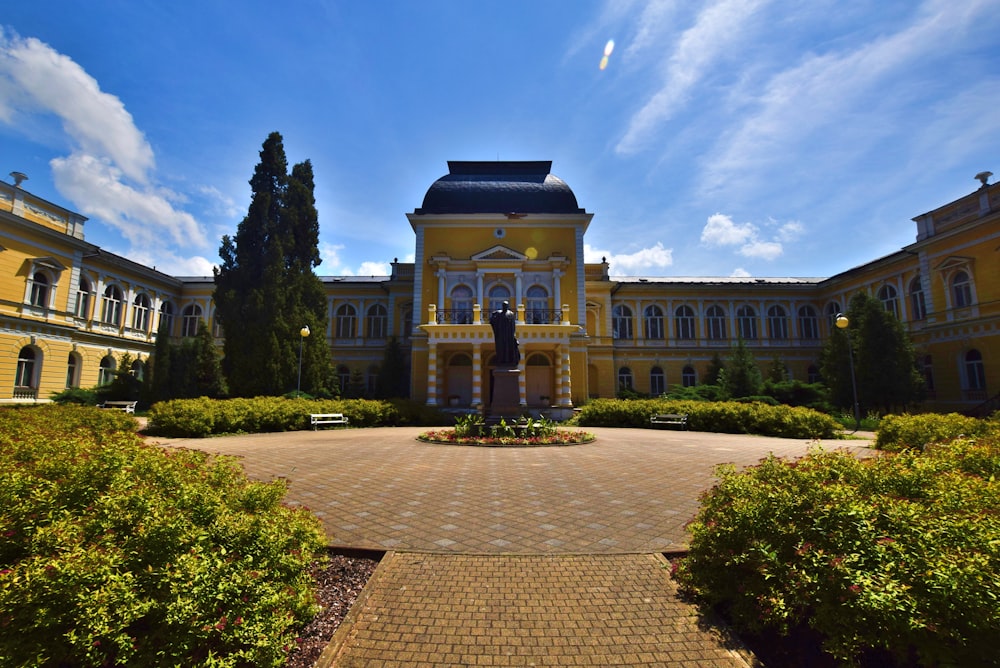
[13,387,38,400]
[435,309,564,325]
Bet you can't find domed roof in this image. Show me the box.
[414,161,584,215]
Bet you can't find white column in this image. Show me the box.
[560,346,573,407]
[515,272,523,308]
[427,342,439,406]
[472,343,482,407]
[437,270,446,314]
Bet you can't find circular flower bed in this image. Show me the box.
[418,428,595,447]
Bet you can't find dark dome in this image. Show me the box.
[415,161,584,215]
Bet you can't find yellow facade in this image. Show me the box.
[1,163,997,415]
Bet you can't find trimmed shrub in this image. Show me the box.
[147,396,449,437]
[0,404,325,667]
[675,438,1000,666]
[574,398,840,439]
[875,412,998,452]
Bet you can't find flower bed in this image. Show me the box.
[418,428,595,446]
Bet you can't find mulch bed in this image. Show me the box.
[284,549,381,668]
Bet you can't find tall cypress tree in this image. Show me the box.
[214,132,334,397]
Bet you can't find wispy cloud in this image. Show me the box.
[0,29,209,272]
[318,242,390,276]
[615,0,770,154]
[700,213,798,262]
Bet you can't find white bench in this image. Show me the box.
[101,400,138,414]
[650,413,688,429]
[310,413,349,429]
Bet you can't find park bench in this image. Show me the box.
[100,400,138,414]
[310,413,349,430]
[650,413,688,429]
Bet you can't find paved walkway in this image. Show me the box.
[155,427,874,666]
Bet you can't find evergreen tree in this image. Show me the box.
[766,356,788,383]
[722,338,763,399]
[213,132,334,397]
[147,318,173,403]
[821,293,923,415]
[193,321,228,397]
[704,353,726,386]
[376,337,409,398]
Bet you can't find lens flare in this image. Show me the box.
[599,39,615,70]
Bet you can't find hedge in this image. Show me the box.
[574,398,841,439]
[676,436,1000,665]
[0,405,325,667]
[147,396,448,438]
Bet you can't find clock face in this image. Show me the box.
[494,228,505,239]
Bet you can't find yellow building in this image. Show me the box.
[1,163,996,415]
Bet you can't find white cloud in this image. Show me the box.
[584,241,673,275]
[738,240,783,260]
[700,213,756,246]
[0,30,153,182]
[730,267,750,277]
[51,153,206,248]
[776,220,804,242]
[318,242,389,276]
[0,29,211,266]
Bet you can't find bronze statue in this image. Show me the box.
[489,300,519,368]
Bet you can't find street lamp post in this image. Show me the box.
[835,314,860,432]
[297,325,310,395]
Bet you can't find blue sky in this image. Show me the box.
[2,1,998,279]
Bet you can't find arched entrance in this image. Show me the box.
[446,353,473,406]
[525,353,553,406]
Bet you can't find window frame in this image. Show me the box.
[335,304,357,339]
[612,305,633,341]
[367,303,388,339]
[644,305,665,340]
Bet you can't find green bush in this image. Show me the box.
[574,398,840,439]
[675,438,1000,665]
[875,412,998,451]
[0,404,325,667]
[147,396,450,437]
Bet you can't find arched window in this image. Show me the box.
[682,365,697,387]
[736,305,758,340]
[75,277,93,319]
[337,364,351,394]
[102,285,124,326]
[15,347,37,389]
[825,302,842,328]
[29,272,50,308]
[952,271,972,308]
[66,352,81,388]
[158,301,174,335]
[767,305,788,340]
[674,305,695,340]
[401,308,413,339]
[877,285,899,318]
[131,358,145,381]
[965,349,986,391]
[525,285,549,324]
[617,366,633,391]
[909,276,927,320]
[335,304,357,338]
[705,305,727,340]
[181,304,203,337]
[450,285,473,324]
[807,364,820,383]
[367,304,388,338]
[132,293,151,331]
[488,284,511,314]
[644,305,664,340]
[797,305,819,340]
[649,366,666,396]
[98,355,116,386]
[612,305,633,340]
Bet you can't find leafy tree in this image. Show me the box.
[820,292,924,415]
[722,338,763,399]
[376,337,410,398]
[103,354,142,402]
[214,133,335,397]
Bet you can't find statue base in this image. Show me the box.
[489,367,522,419]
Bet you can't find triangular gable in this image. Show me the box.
[471,245,527,262]
[31,256,68,272]
[934,255,973,271]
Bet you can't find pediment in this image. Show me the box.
[30,256,68,272]
[471,245,527,262]
[934,255,973,271]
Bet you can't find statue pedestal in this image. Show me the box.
[489,367,522,419]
